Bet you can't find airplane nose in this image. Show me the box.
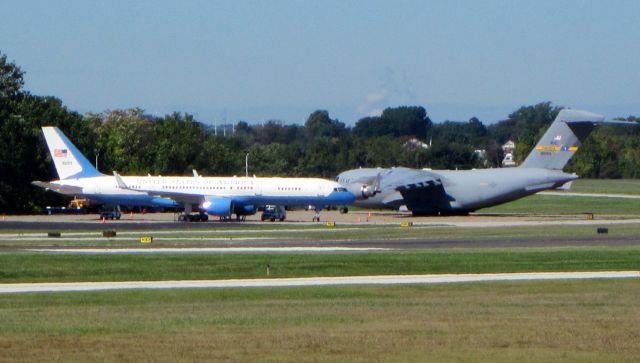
[343,191,356,204]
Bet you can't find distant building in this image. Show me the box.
[403,138,430,150]
[502,153,516,167]
[501,140,516,167]
[502,140,516,154]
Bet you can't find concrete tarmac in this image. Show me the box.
[1,271,638,294]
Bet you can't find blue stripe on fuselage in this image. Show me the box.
[230,191,355,207]
[84,194,179,207]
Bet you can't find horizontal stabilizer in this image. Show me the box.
[31,181,83,195]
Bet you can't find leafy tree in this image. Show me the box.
[304,110,346,139]
[0,94,85,213]
[246,143,299,176]
[86,108,155,174]
[353,106,431,139]
[254,121,304,145]
[0,51,24,100]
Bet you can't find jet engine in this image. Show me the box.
[235,204,256,216]
[201,197,256,217]
[201,197,233,216]
[342,183,378,200]
[360,184,377,198]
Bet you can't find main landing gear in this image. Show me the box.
[177,204,209,222]
[218,214,246,221]
[178,212,209,222]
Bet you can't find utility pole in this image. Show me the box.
[94,149,100,171]
[245,153,249,177]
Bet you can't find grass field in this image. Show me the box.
[483,194,640,214]
[1,280,639,362]
[570,179,640,195]
[482,178,640,214]
[1,247,640,283]
[2,185,640,362]
[3,222,640,249]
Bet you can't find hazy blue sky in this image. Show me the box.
[2,0,639,124]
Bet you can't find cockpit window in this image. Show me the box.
[333,187,348,192]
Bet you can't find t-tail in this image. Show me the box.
[42,127,103,179]
[520,109,605,170]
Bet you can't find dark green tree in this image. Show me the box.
[304,110,347,139]
[0,51,24,100]
[353,106,431,139]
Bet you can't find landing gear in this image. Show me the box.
[312,211,321,222]
[339,206,348,214]
[178,212,209,222]
[100,205,121,220]
[217,214,247,222]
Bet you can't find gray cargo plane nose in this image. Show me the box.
[337,109,635,216]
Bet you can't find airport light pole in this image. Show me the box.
[245,153,249,177]
[94,149,100,171]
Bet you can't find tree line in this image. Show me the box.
[1,51,638,213]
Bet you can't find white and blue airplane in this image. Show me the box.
[33,127,355,221]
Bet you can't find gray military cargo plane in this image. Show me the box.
[337,109,634,215]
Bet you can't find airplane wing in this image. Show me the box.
[31,181,84,195]
[377,167,442,191]
[112,172,203,205]
[376,168,452,213]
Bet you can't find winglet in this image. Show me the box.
[193,169,200,177]
[113,171,129,189]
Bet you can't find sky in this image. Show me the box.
[2,0,639,125]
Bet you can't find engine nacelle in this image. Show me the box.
[201,197,233,216]
[343,183,377,200]
[234,204,256,216]
[360,184,377,199]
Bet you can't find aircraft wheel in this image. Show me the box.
[339,207,348,214]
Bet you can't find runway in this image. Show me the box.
[540,191,640,199]
[3,211,640,230]
[27,247,389,254]
[3,212,640,250]
[1,271,637,294]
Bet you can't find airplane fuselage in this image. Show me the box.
[340,167,577,214]
[49,175,354,210]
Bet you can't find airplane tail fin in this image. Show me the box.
[41,127,103,179]
[520,109,605,170]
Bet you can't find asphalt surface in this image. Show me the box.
[2,212,640,249]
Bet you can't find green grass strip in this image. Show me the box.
[1,247,639,283]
